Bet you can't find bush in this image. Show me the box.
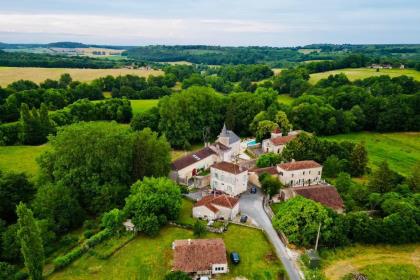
[53,246,85,270]
[0,122,21,145]
[83,229,95,239]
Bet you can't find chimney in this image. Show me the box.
[188,239,191,245]
[292,159,295,163]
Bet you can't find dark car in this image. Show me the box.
[240,215,248,223]
[230,252,240,264]
[250,186,257,194]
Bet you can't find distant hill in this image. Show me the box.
[47,42,89,48]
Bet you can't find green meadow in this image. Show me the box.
[0,144,49,176]
[309,68,420,84]
[130,99,159,114]
[321,132,420,176]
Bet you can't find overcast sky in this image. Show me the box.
[0,0,419,46]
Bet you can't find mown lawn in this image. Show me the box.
[309,68,420,84]
[130,99,159,114]
[0,144,49,176]
[321,132,420,176]
[321,243,420,280]
[277,94,295,105]
[48,225,284,280]
[176,198,195,225]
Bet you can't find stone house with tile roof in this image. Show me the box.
[193,194,240,221]
[172,238,228,278]
[210,161,248,196]
[261,129,300,154]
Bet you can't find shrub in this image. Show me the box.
[0,122,21,145]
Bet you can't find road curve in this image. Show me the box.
[239,190,302,280]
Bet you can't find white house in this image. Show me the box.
[217,124,240,157]
[210,162,248,196]
[172,238,228,277]
[193,194,239,221]
[277,160,322,187]
[261,128,299,154]
[170,124,241,187]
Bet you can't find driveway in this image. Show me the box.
[239,189,302,280]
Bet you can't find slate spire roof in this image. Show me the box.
[218,123,240,144]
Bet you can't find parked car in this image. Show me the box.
[240,215,248,223]
[230,252,240,264]
[250,186,257,194]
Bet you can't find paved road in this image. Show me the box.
[239,190,302,280]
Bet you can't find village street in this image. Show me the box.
[239,190,303,280]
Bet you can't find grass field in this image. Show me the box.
[129,99,159,114]
[176,198,195,225]
[0,67,163,87]
[321,244,420,280]
[321,132,420,176]
[309,68,420,84]
[49,225,283,280]
[0,144,49,176]
[277,94,295,105]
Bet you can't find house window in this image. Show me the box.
[279,172,283,176]
[318,171,321,175]
[291,173,294,178]
[303,171,305,175]
[309,170,311,174]
[215,173,219,179]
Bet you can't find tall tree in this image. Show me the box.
[255,120,278,142]
[349,142,368,176]
[368,161,395,194]
[274,111,292,134]
[16,203,44,280]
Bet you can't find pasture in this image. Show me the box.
[321,243,419,280]
[0,144,49,176]
[277,94,295,105]
[321,132,420,176]
[129,99,159,114]
[48,225,283,280]
[309,68,420,84]
[0,67,163,87]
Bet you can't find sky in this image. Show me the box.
[0,0,419,46]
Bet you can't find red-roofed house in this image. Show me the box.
[193,194,240,221]
[172,238,228,277]
[277,160,322,187]
[261,130,300,154]
[210,162,248,196]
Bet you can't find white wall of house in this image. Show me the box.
[211,263,228,274]
[192,205,217,220]
[217,204,239,220]
[278,166,322,187]
[210,168,248,196]
[261,139,285,154]
[176,154,219,183]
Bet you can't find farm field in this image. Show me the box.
[321,244,420,280]
[0,144,49,176]
[277,94,295,105]
[309,68,420,84]
[321,132,420,176]
[48,225,283,280]
[129,99,159,114]
[0,67,163,87]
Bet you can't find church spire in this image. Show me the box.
[220,123,228,137]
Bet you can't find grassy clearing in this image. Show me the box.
[277,94,295,105]
[272,68,283,75]
[0,144,49,176]
[176,198,195,225]
[309,68,420,84]
[0,67,163,87]
[321,132,420,176]
[49,225,283,280]
[130,99,159,114]
[321,243,420,280]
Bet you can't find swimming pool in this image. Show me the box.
[247,139,258,147]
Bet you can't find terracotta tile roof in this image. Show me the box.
[270,135,296,146]
[173,238,227,273]
[171,147,216,171]
[277,160,321,171]
[214,142,231,151]
[194,194,239,213]
[249,166,278,175]
[293,185,344,210]
[211,161,246,174]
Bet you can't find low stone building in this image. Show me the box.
[210,161,248,196]
[261,129,300,154]
[172,238,228,278]
[278,184,345,213]
[193,194,239,221]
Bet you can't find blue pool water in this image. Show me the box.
[247,140,257,146]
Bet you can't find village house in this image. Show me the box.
[277,160,322,187]
[170,124,241,187]
[261,129,300,154]
[249,160,322,188]
[278,184,345,213]
[210,162,248,196]
[193,194,239,221]
[172,238,228,279]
